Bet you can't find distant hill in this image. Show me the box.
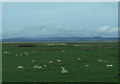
[2,37,118,42]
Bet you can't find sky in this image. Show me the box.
[2,2,118,38]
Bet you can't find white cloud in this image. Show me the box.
[2,25,118,38]
[97,25,118,33]
[108,28,118,33]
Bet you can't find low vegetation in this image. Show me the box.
[2,41,118,82]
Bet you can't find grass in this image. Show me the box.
[2,41,118,82]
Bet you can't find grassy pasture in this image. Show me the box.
[2,41,118,82]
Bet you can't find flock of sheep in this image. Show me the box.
[4,50,114,74]
[17,56,68,74]
[17,59,69,74]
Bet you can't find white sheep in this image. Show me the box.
[33,65,39,69]
[97,59,103,62]
[77,58,82,61]
[61,50,65,53]
[106,64,113,67]
[18,66,24,69]
[48,61,53,64]
[61,67,68,74]
[25,52,28,55]
[7,52,11,53]
[44,65,47,67]
[57,60,61,62]
[32,59,35,63]
[4,51,8,54]
[85,64,89,67]
[33,65,42,69]
[38,66,42,69]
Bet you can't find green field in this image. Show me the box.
[2,41,118,82]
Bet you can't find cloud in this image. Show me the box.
[2,25,118,38]
[90,26,118,37]
[108,28,118,33]
[97,26,117,33]
[98,26,110,32]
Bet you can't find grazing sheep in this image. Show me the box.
[33,65,42,69]
[4,51,10,54]
[77,58,82,61]
[61,67,68,74]
[44,65,47,67]
[61,50,65,53]
[8,52,10,53]
[32,59,35,63]
[57,60,61,62]
[48,61,53,64]
[33,65,39,69]
[18,66,24,69]
[85,65,89,67]
[38,66,42,69]
[16,55,18,57]
[97,59,103,62]
[4,51,8,54]
[106,64,113,67]
[25,52,28,55]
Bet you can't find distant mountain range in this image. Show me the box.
[2,37,119,42]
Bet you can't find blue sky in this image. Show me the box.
[2,2,118,38]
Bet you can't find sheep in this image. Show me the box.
[61,50,65,53]
[61,67,68,74]
[44,65,47,67]
[33,65,42,69]
[38,66,42,69]
[77,58,82,62]
[48,61,53,64]
[18,66,24,69]
[7,52,10,53]
[4,51,8,54]
[33,65,39,69]
[106,64,113,67]
[57,60,61,62]
[25,52,28,55]
[16,55,18,57]
[32,59,35,63]
[97,59,103,62]
[85,64,89,67]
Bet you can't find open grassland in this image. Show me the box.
[2,41,118,82]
